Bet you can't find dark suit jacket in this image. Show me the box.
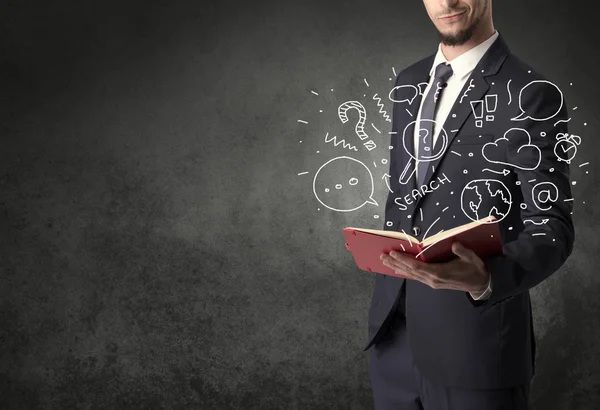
[364,33,575,389]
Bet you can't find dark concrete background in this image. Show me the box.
[1,0,599,408]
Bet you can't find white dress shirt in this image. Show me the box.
[413,30,499,300]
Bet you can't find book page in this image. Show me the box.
[421,215,496,247]
[345,227,418,244]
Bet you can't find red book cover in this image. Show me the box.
[342,216,502,278]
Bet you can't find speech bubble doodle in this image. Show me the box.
[417,82,428,96]
[389,85,419,105]
[511,80,564,121]
[313,156,378,212]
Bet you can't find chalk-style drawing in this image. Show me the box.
[485,94,498,121]
[554,117,571,127]
[554,133,581,164]
[338,101,377,151]
[398,119,449,184]
[433,81,444,103]
[401,229,414,247]
[482,128,542,171]
[324,132,358,152]
[511,80,564,121]
[507,79,513,105]
[382,173,393,193]
[371,123,381,134]
[417,82,428,96]
[312,156,378,212]
[389,85,419,105]
[460,179,512,223]
[422,216,441,241]
[373,93,392,123]
[524,218,549,225]
[470,94,498,127]
[470,100,484,128]
[531,182,559,211]
[459,79,475,103]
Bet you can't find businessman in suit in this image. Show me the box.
[365,0,575,409]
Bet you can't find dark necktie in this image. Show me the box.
[417,62,454,187]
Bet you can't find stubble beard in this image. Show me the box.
[438,17,479,46]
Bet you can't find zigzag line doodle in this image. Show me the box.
[372,93,392,123]
[324,132,358,152]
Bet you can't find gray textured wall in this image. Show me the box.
[1,0,599,408]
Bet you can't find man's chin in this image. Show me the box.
[439,29,473,46]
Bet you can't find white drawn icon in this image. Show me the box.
[554,133,581,164]
[389,85,419,105]
[372,93,392,122]
[398,119,449,185]
[482,128,541,171]
[531,182,558,211]
[324,132,357,152]
[461,179,512,223]
[511,80,564,121]
[459,79,475,104]
[470,94,498,128]
[338,101,377,151]
[417,82,428,96]
[313,156,378,212]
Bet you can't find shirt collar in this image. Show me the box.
[429,30,499,79]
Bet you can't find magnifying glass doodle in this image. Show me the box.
[398,119,449,185]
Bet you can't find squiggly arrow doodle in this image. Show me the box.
[324,132,358,152]
[524,218,549,225]
[372,93,392,123]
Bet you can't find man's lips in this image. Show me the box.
[440,10,467,20]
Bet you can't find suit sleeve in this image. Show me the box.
[467,83,575,312]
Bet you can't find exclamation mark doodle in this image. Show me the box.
[485,94,498,122]
[470,100,484,128]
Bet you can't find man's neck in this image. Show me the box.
[441,26,496,61]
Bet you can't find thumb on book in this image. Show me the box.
[451,241,472,261]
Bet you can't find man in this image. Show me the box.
[365,0,575,409]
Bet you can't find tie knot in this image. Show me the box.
[434,62,453,82]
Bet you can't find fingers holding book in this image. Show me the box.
[380,242,490,294]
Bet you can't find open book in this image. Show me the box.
[342,215,502,278]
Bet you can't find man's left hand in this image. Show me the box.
[380,241,490,296]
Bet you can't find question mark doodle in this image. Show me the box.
[419,128,430,152]
[338,101,377,151]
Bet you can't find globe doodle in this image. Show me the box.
[460,179,512,223]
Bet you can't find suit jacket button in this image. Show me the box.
[412,226,421,236]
